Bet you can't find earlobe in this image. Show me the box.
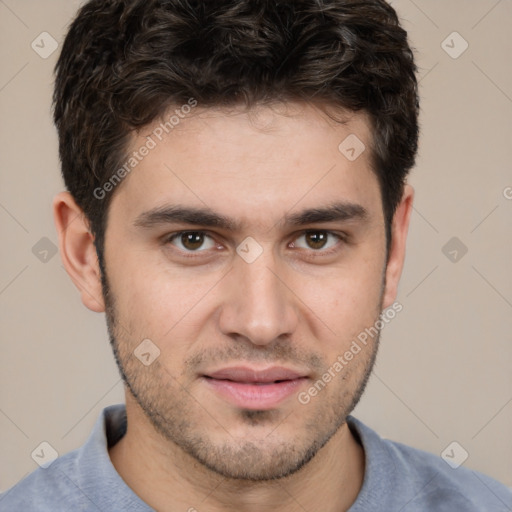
[382,184,414,310]
[53,191,106,313]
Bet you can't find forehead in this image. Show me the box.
[109,102,382,229]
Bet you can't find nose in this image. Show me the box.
[218,250,299,346]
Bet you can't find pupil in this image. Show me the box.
[183,232,204,250]
[307,231,327,249]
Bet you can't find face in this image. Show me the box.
[101,102,390,480]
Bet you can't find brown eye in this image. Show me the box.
[168,231,215,252]
[292,230,342,252]
[181,232,204,250]
[304,231,328,249]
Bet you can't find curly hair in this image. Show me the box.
[53,0,419,261]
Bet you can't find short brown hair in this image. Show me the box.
[53,0,419,261]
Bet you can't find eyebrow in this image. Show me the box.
[133,201,368,231]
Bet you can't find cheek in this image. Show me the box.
[303,258,385,343]
[110,256,222,342]
[107,228,385,350]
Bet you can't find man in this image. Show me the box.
[1,0,510,510]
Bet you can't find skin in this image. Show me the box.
[54,101,413,512]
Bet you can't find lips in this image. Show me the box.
[205,366,306,383]
[202,366,309,410]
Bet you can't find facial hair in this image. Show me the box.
[99,260,383,481]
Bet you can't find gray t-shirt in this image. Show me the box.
[1,404,511,511]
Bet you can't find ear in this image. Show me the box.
[382,184,414,309]
[53,191,105,313]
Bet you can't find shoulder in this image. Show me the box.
[0,404,132,512]
[347,416,512,511]
[385,437,511,510]
[0,449,92,511]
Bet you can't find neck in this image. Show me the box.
[109,397,365,512]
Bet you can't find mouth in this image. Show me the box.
[201,366,309,410]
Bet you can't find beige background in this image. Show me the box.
[1,0,511,493]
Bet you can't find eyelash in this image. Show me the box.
[163,230,346,260]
